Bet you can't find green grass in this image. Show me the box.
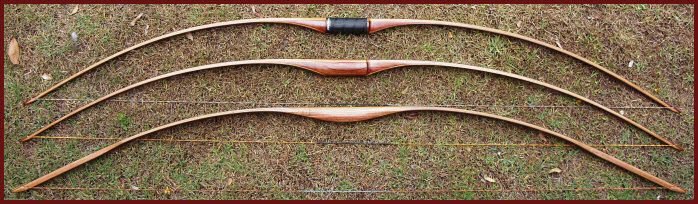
[487,36,507,56]
[293,145,310,164]
[3,4,694,200]
[116,113,132,131]
[187,7,205,24]
[75,15,99,35]
[36,34,70,58]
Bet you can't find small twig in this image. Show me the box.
[130,13,144,26]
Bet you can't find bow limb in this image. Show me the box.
[20,59,370,142]
[11,106,685,193]
[368,19,679,113]
[368,60,682,151]
[22,18,328,105]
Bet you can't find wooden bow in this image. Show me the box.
[11,106,686,193]
[19,59,682,151]
[22,18,679,113]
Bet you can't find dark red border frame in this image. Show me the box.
[1,0,696,202]
[1,0,698,4]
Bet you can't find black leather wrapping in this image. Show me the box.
[327,18,369,34]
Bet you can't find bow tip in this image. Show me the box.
[669,186,687,193]
[12,186,29,193]
[672,144,684,152]
[22,98,35,106]
[19,136,33,142]
[669,106,681,113]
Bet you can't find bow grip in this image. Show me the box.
[326,18,369,34]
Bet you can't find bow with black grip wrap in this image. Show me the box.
[326,17,369,34]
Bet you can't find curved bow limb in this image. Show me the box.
[22,18,329,105]
[367,60,683,151]
[19,59,369,142]
[20,59,682,151]
[11,106,685,193]
[23,18,678,113]
[368,19,679,113]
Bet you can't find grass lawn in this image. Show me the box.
[3,4,694,199]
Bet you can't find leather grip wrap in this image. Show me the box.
[326,18,369,34]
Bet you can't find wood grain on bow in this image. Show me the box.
[11,107,686,193]
[19,59,682,151]
[22,18,679,113]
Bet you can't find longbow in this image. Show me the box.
[11,106,686,193]
[22,18,679,113]
[19,59,682,151]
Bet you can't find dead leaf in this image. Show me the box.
[448,32,453,38]
[8,38,20,64]
[548,167,562,174]
[130,13,143,26]
[226,178,233,186]
[41,73,52,81]
[400,87,409,94]
[483,175,497,183]
[185,32,193,41]
[163,186,172,195]
[69,5,79,15]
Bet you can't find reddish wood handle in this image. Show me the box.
[290,107,408,122]
[282,60,368,76]
[282,60,414,76]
